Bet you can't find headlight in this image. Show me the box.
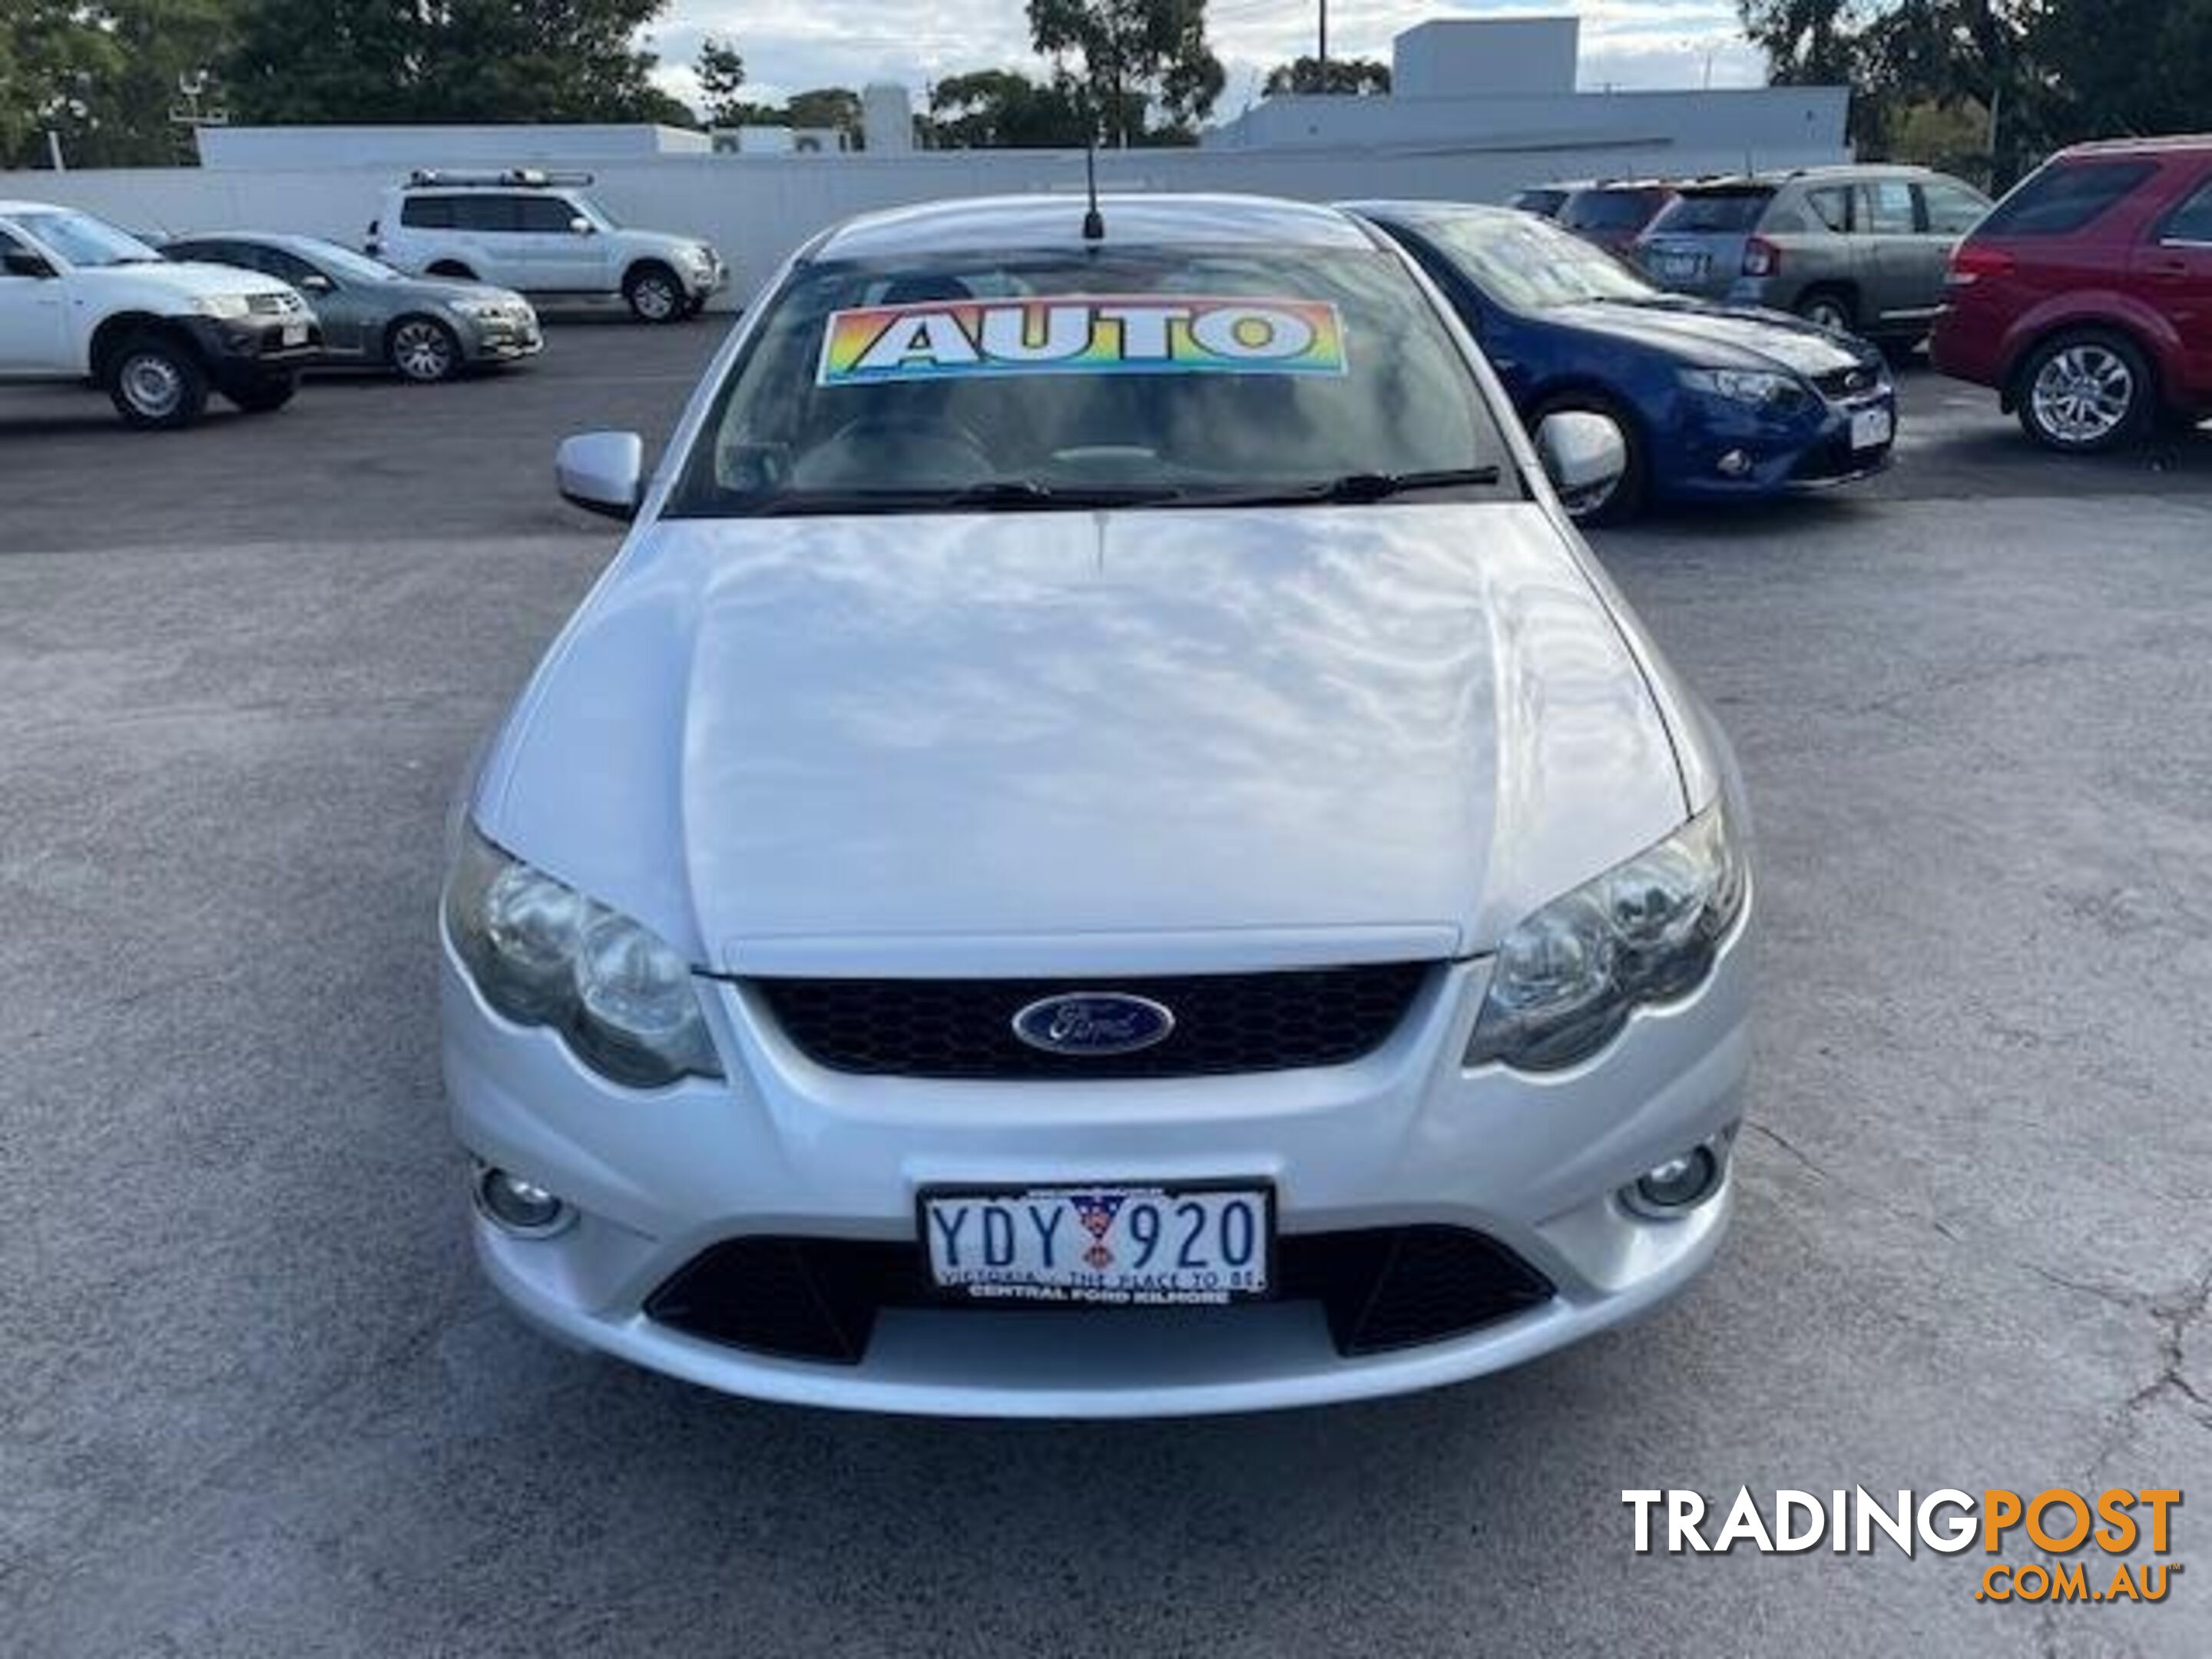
[681,243,714,269]
[444,824,724,1088]
[1465,802,1746,1073]
[452,298,508,320]
[1679,368,1805,408]
[191,293,252,320]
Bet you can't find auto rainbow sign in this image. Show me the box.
[817,294,1348,386]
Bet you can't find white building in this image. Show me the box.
[1206,16,1847,176]
[197,122,710,169]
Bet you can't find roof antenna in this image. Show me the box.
[1081,90,1105,241]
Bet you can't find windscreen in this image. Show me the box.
[1647,189,1774,234]
[299,238,404,281]
[667,244,1515,516]
[1417,212,1659,309]
[1561,189,1667,231]
[15,210,164,267]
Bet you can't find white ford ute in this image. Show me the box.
[0,202,320,427]
[441,194,1755,1417]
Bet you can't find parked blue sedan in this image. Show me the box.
[1348,201,1898,522]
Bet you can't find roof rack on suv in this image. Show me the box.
[406,168,596,188]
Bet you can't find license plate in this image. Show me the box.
[280,320,307,346]
[1655,252,1703,280]
[922,1184,1273,1306]
[1851,406,1894,449]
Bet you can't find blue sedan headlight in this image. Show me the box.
[1679,368,1809,410]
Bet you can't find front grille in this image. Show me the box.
[752,964,1432,1079]
[644,1227,1555,1364]
[1811,363,1880,399]
[1789,429,1890,482]
[247,292,300,315]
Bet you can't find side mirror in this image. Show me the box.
[1533,410,1629,515]
[2,249,55,279]
[568,216,595,236]
[556,431,644,522]
[298,272,334,293]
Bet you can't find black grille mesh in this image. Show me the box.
[644,1227,1555,1364]
[750,964,1432,1080]
[1811,363,1880,399]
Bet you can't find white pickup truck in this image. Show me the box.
[0,200,322,428]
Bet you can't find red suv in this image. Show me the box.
[1932,137,2212,451]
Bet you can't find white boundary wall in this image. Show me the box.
[1,134,1847,310]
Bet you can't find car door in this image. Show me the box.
[515,193,601,290]
[1915,177,1992,306]
[449,193,523,286]
[1856,178,1928,326]
[2139,169,2212,399]
[260,246,369,357]
[0,222,71,371]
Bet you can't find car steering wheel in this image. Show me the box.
[794,413,996,488]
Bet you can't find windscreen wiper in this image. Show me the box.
[747,480,1183,517]
[1179,465,1505,509]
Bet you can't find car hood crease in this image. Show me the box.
[481,504,1687,974]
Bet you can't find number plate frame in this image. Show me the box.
[915,1180,1278,1309]
[1850,405,1894,450]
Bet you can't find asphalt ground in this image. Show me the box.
[2,323,2209,1656]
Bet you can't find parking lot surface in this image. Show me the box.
[4,327,2209,1655]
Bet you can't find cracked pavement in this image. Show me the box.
[3,333,2209,1654]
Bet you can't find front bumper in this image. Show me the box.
[1657,386,1896,502]
[442,912,1752,1418]
[678,250,728,301]
[459,310,545,363]
[181,313,322,376]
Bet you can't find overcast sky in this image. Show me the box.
[644,1,1767,114]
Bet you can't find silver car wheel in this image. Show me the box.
[120,353,184,419]
[630,273,679,322]
[1802,296,1851,333]
[392,320,457,382]
[2030,345,2134,446]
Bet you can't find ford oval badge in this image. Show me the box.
[1012,992,1176,1057]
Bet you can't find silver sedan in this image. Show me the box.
[162,231,542,382]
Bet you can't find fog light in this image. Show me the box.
[1717,449,1753,478]
[475,1164,573,1237]
[1621,1142,1726,1219]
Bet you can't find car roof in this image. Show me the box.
[1341,200,1525,227]
[2058,134,2212,157]
[166,230,329,253]
[1674,164,1936,191]
[810,194,1377,262]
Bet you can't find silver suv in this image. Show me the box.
[367,170,727,323]
[1635,165,1991,343]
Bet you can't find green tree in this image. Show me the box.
[1026,0,1223,147]
[79,0,242,166]
[2,3,130,169]
[788,86,864,147]
[227,0,675,124]
[694,33,748,127]
[927,69,1089,147]
[2029,0,2212,140]
[1262,55,1389,96]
